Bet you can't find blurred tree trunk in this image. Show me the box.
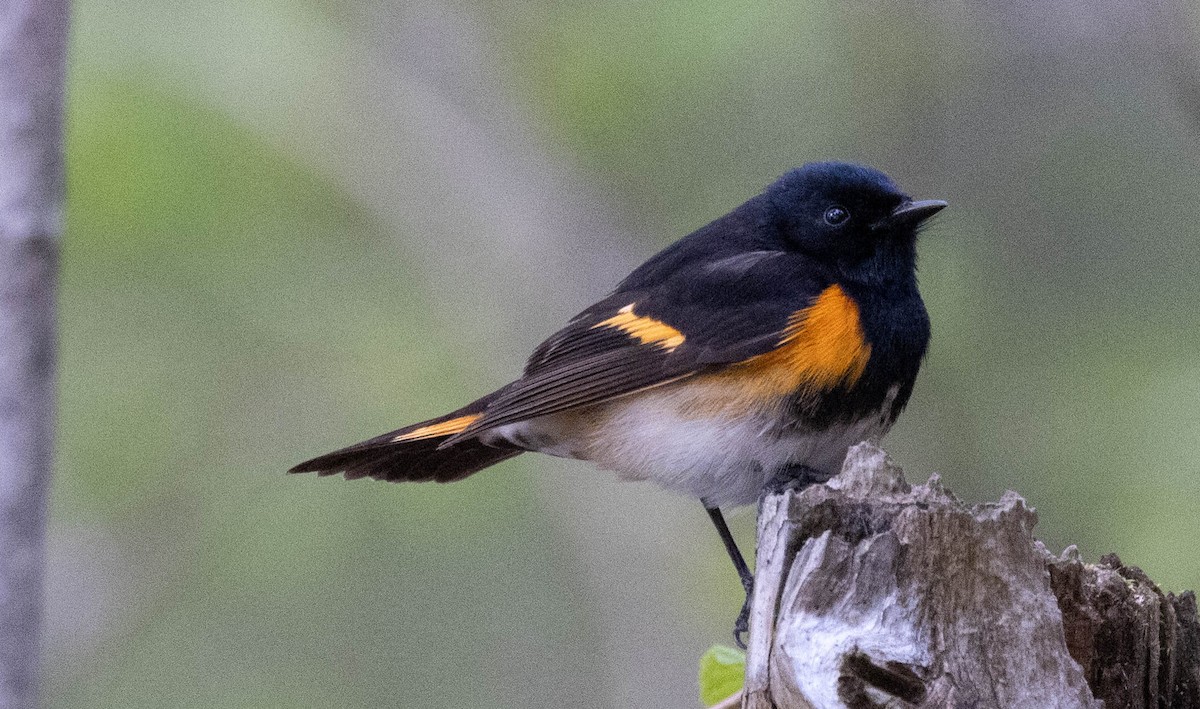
[742,443,1200,709]
[0,0,69,706]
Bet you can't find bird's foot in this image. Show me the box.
[732,585,752,650]
[763,463,830,496]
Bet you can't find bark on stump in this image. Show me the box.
[742,442,1199,709]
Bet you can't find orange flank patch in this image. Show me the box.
[392,414,482,442]
[754,283,871,389]
[592,304,686,351]
[677,285,871,417]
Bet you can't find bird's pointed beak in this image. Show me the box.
[874,199,948,230]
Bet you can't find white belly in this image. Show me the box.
[485,383,893,508]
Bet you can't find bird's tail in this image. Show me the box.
[288,391,520,483]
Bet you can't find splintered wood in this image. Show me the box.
[741,443,1199,709]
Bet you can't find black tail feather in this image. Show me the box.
[289,391,520,483]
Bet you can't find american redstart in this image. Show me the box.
[292,161,945,647]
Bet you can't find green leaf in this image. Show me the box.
[698,644,746,706]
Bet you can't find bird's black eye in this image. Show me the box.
[824,206,850,226]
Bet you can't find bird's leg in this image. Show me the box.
[703,467,832,649]
[704,504,754,649]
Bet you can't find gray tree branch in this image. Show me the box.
[742,443,1199,709]
[0,0,69,706]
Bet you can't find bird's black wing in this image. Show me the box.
[444,250,832,440]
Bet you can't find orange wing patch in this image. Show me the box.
[392,414,483,442]
[592,304,686,352]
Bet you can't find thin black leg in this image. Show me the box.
[706,505,754,592]
[705,504,754,649]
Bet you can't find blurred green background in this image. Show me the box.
[53,0,1200,706]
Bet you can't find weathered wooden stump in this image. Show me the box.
[741,443,1199,709]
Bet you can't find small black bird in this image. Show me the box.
[291,162,945,646]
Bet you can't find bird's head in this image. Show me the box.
[765,162,945,273]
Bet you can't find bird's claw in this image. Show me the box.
[732,592,752,650]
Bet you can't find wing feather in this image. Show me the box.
[446,344,694,443]
[446,252,832,442]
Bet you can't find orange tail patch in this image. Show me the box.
[392,413,483,442]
